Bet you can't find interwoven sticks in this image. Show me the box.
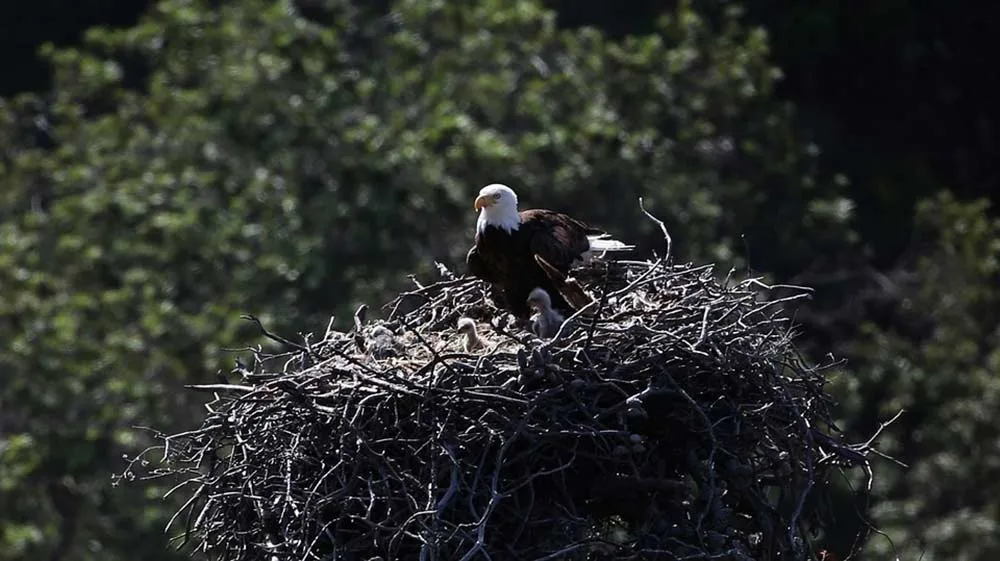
[126,257,885,561]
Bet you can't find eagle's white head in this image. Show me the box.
[474,183,521,234]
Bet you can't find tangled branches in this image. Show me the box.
[125,256,887,561]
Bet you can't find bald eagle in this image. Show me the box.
[465,183,633,319]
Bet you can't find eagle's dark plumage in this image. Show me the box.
[465,184,632,319]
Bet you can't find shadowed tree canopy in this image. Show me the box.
[0,1,848,559]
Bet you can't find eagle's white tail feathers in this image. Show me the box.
[587,234,635,253]
[575,234,634,264]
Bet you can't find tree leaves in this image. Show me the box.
[830,193,1000,560]
[0,0,866,559]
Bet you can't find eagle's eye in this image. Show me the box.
[493,193,501,200]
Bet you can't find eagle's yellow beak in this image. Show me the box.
[474,195,493,211]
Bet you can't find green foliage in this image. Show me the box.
[0,0,938,559]
[832,192,1000,561]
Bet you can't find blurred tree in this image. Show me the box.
[741,1,1000,265]
[4,0,999,265]
[0,0,151,95]
[0,0,853,559]
[829,192,1000,561]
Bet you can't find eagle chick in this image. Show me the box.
[527,287,565,339]
[456,317,485,353]
[367,325,400,359]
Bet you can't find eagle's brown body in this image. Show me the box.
[466,209,603,319]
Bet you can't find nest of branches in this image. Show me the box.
[128,249,887,561]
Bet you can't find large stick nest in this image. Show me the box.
[126,254,886,561]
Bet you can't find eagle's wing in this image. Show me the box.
[465,245,495,282]
[534,254,594,312]
[524,210,592,272]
